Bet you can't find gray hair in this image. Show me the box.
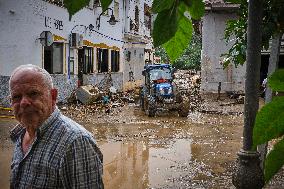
[9,64,54,91]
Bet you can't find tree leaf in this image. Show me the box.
[188,0,204,19]
[264,138,284,182]
[252,96,284,149]
[152,0,176,13]
[153,6,178,47]
[64,0,90,20]
[101,0,113,12]
[163,3,193,62]
[268,69,284,92]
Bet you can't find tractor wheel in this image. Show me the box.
[178,96,190,117]
[140,95,145,111]
[147,96,156,117]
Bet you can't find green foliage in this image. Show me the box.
[64,0,113,20]
[101,0,113,12]
[152,0,204,61]
[64,0,90,20]
[268,69,284,92]
[264,138,284,182]
[162,3,193,61]
[154,47,170,63]
[221,1,247,68]
[152,0,176,13]
[252,96,284,149]
[172,33,201,70]
[188,0,204,19]
[153,6,178,47]
[155,33,201,70]
[222,0,284,68]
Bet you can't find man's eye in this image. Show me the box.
[12,95,21,101]
[29,91,40,97]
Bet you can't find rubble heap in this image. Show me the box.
[60,84,140,121]
[61,69,203,120]
[173,70,202,111]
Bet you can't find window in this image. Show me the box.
[84,47,93,73]
[97,48,109,73]
[44,43,63,74]
[78,47,94,74]
[149,67,172,81]
[111,50,120,72]
[84,47,94,73]
[144,4,151,30]
[134,6,139,32]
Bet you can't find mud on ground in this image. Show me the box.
[1,94,284,188]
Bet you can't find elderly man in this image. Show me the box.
[9,64,103,188]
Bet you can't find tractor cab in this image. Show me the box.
[140,64,189,117]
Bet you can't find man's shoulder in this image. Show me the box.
[56,114,95,143]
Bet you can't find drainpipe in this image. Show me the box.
[232,0,264,188]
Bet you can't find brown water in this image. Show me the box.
[82,105,243,188]
[1,104,283,188]
[0,118,14,189]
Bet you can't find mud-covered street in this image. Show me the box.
[1,96,284,189]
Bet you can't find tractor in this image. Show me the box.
[140,64,190,117]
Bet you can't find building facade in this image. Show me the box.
[200,1,245,94]
[201,0,284,94]
[0,0,154,106]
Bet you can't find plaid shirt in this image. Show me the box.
[10,108,104,189]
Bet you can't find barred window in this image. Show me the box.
[97,48,109,73]
[83,47,93,74]
[111,50,120,72]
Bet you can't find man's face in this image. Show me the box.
[10,69,57,128]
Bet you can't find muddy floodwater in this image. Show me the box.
[1,103,284,189]
[81,105,243,189]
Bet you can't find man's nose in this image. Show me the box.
[20,96,31,106]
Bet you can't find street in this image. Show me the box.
[1,97,284,188]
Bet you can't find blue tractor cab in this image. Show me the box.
[140,64,190,117]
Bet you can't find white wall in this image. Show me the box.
[201,11,246,93]
[121,0,153,90]
[0,0,154,104]
[0,0,126,76]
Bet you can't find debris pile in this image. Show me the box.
[174,70,202,111]
[75,85,103,105]
[61,83,141,120]
[226,91,245,104]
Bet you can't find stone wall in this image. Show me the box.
[83,72,123,91]
[51,74,78,103]
[0,74,78,107]
[0,76,11,107]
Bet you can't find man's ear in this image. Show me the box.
[50,88,58,105]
